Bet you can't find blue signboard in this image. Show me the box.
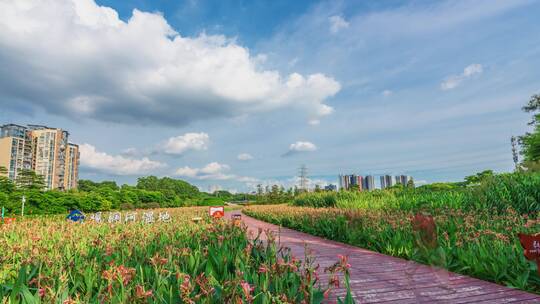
[66,209,85,222]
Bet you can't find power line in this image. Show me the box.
[298,164,308,191]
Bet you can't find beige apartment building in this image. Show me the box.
[0,124,79,190]
[0,125,33,181]
[64,143,80,190]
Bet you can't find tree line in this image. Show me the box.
[0,173,244,215]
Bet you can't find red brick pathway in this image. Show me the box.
[227,210,540,303]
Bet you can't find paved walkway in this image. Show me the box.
[227,211,540,303]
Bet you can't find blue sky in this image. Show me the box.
[1,0,539,192]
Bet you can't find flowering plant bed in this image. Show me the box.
[0,207,352,303]
[244,205,540,293]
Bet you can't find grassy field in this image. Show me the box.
[244,172,540,293]
[1,207,351,303]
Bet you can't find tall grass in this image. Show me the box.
[293,172,540,214]
[244,205,540,293]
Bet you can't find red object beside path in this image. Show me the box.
[209,206,224,219]
[2,218,16,224]
[227,210,540,303]
[518,233,540,275]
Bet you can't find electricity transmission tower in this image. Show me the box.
[511,136,519,170]
[298,164,308,191]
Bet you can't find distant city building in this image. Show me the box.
[338,174,349,190]
[324,184,337,191]
[363,175,375,190]
[380,175,395,189]
[339,174,360,191]
[339,174,413,191]
[395,175,411,186]
[340,174,374,191]
[0,124,79,190]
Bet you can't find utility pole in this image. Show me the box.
[21,195,26,217]
[298,164,308,192]
[511,136,519,170]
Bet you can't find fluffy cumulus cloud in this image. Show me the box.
[441,64,483,90]
[175,162,257,182]
[79,143,166,175]
[289,141,317,152]
[328,15,349,33]
[0,0,340,126]
[162,132,209,155]
[283,141,318,157]
[237,153,253,161]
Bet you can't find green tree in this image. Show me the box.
[520,94,540,164]
[464,170,494,186]
[78,179,98,192]
[136,176,199,198]
[407,178,415,189]
[0,166,14,193]
[15,169,45,191]
[78,180,119,192]
[0,192,7,207]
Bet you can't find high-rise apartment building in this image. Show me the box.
[64,143,80,190]
[339,174,364,191]
[395,175,410,186]
[380,175,395,189]
[0,124,33,181]
[338,174,349,190]
[363,175,375,190]
[339,173,412,191]
[0,124,79,190]
[340,174,374,191]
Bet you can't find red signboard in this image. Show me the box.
[518,233,540,274]
[3,218,16,225]
[209,206,224,219]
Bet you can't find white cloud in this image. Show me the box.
[283,141,318,157]
[79,143,166,175]
[121,147,138,157]
[199,162,230,175]
[0,0,340,126]
[237,153,253,161]
[174,162,257,182]
[162,132,209,155]
[289,141,317,152]
[329,15,349,33]
[382,90,393,97]
[174,166,200,178]
[441,64,483,90]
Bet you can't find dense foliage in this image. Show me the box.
[520,94,540,164]
[293,172,540,214]
[254,184,294,205]
[0,207,353,303]
[244,205,540,293]
[0,172,231,215]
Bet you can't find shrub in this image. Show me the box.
[119,202,135,210]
